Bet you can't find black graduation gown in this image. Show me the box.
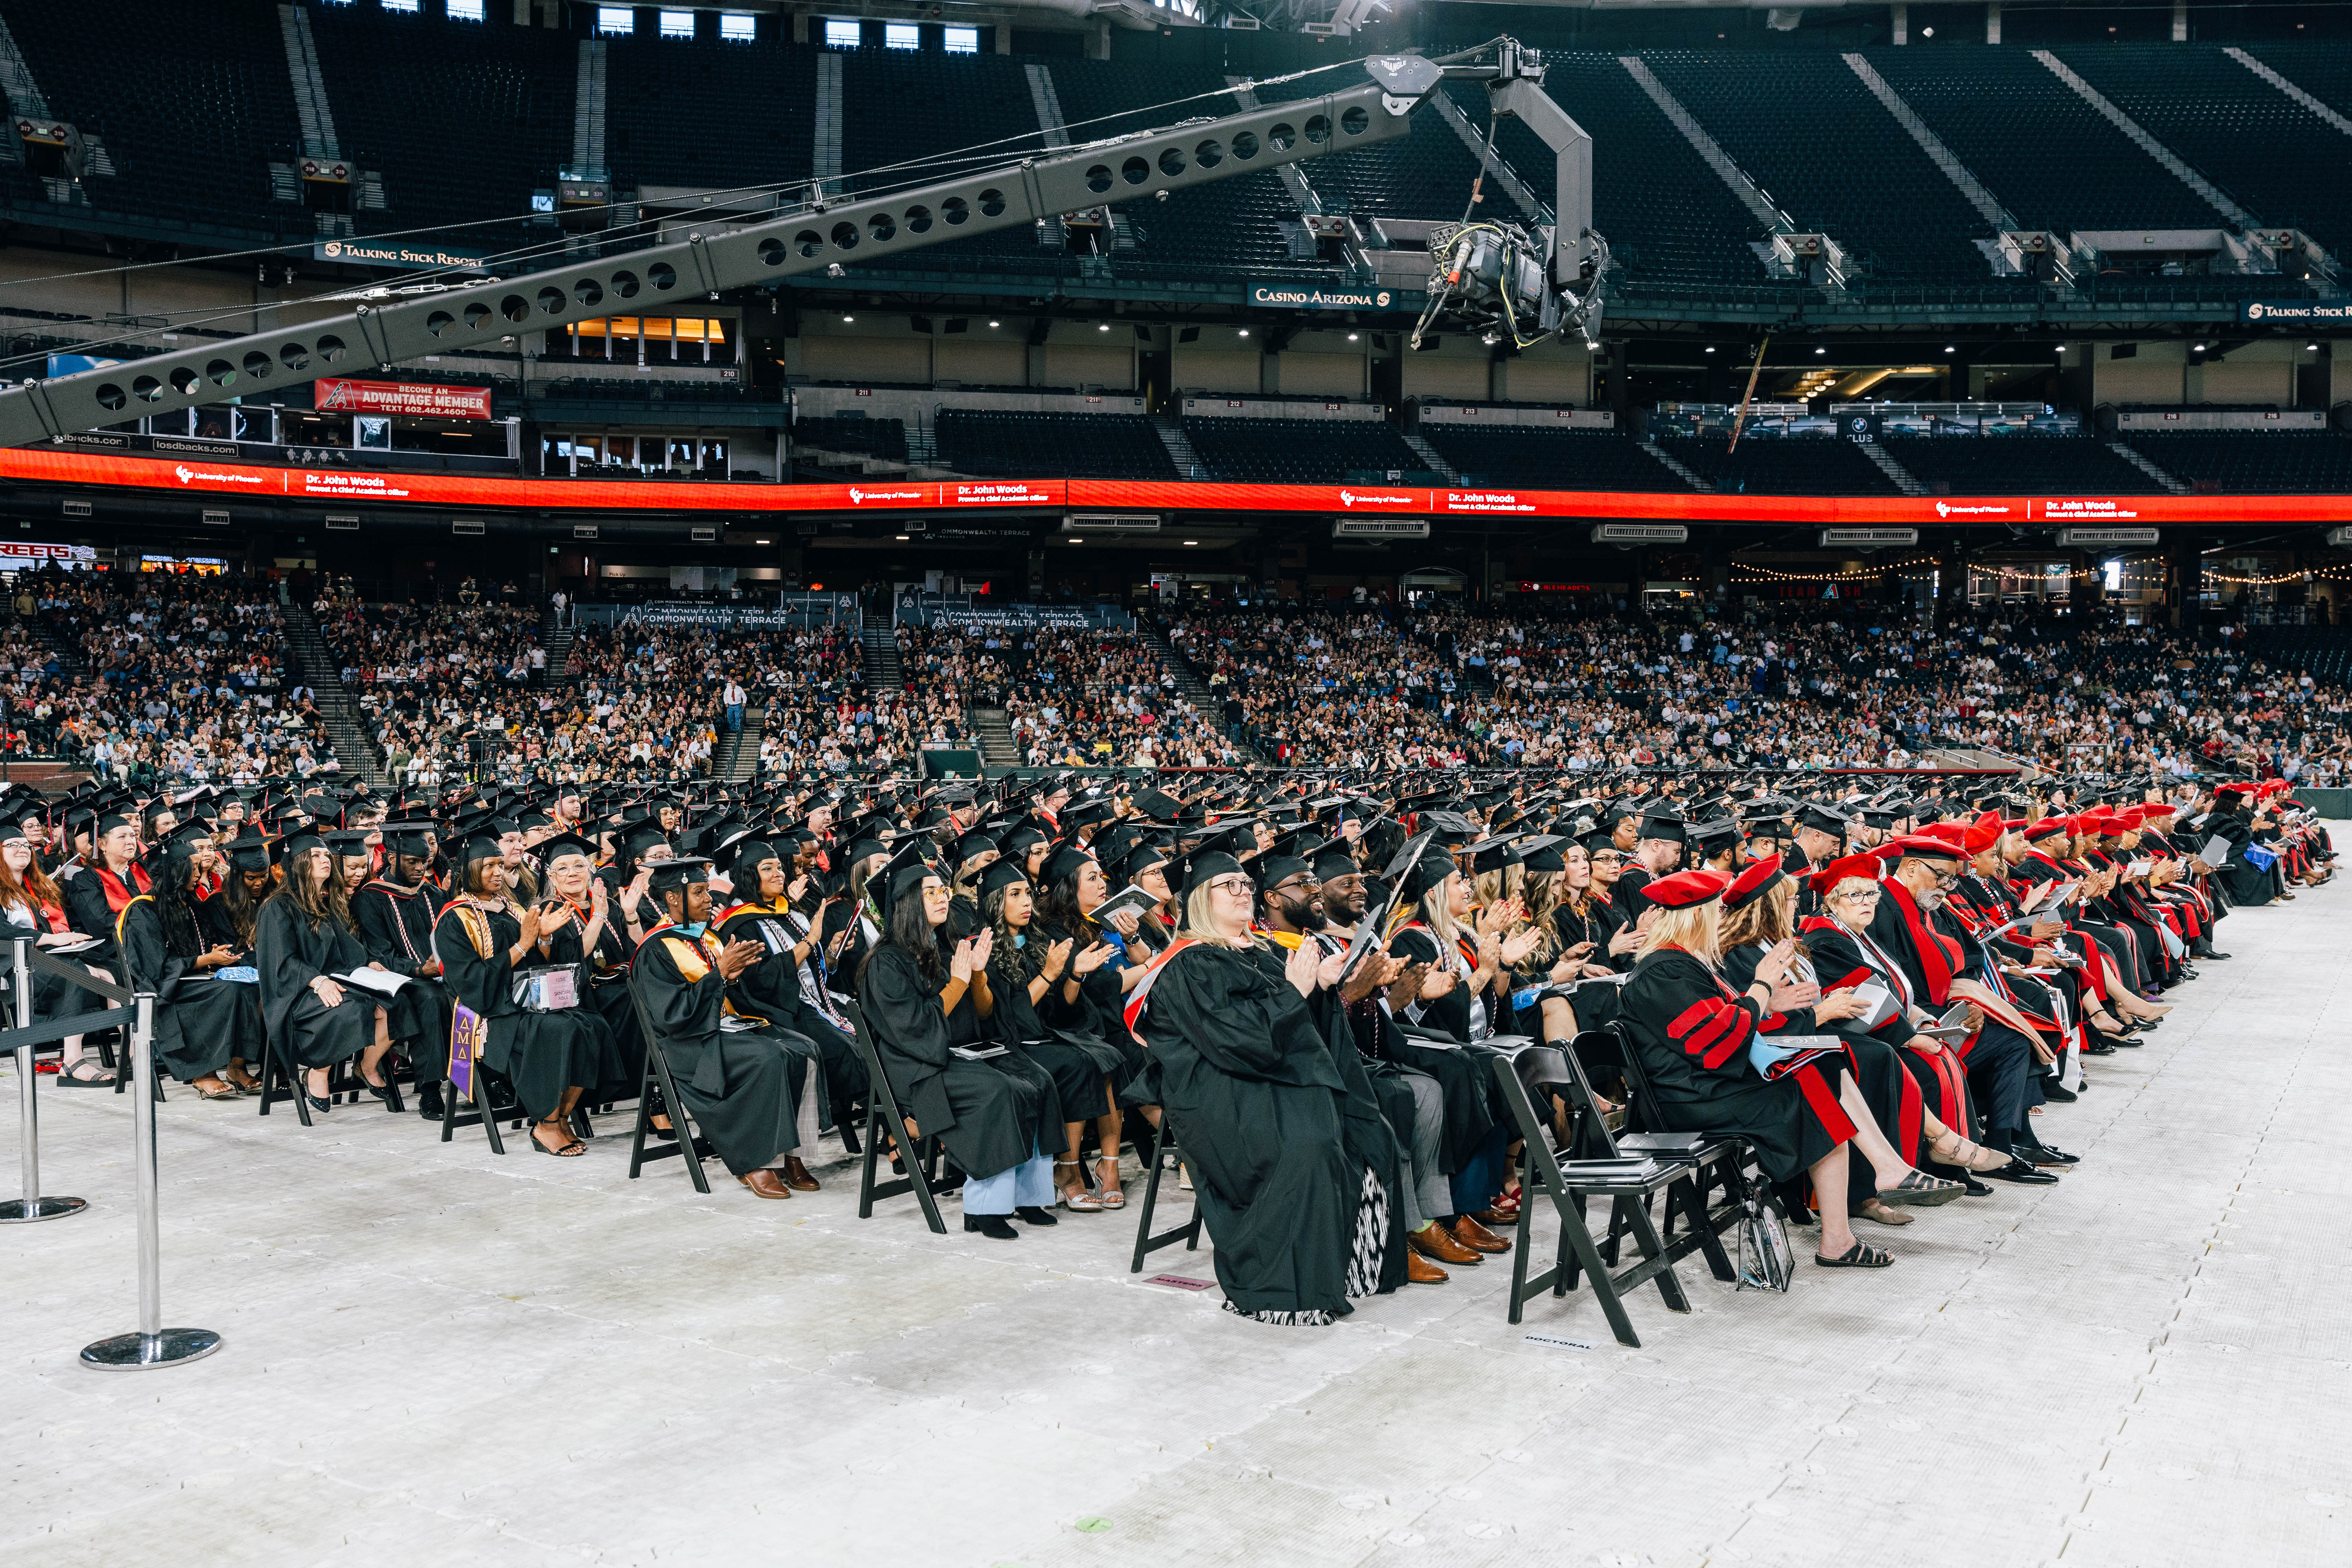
[255,898,383,1069]
[1380,922,1500,1176]
[430,900,626,1119]
[1251,936,1408,1297]
[1034,915,1150,1096]
[114,896,263,1082]
[1133,940,1385,1323]
[857,941,1065,1181]
[348,879,454,1077]
[1723,937,1923,1208]
[629,922,813,1176]
[539,899,647,1094]
[58,861,146,972]
[713,899,867,1124]
[2209,812,2276,907]
[987,934,1119,1121]
[1618,946,1852,1183]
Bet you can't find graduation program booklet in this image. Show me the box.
[1090,884,1162,924]
[2196,835,2231,869]
[336,968,410,997]
[1336,881,1402,985]
[1916,1001,1975,1045]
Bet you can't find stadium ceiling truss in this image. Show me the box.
[0,44,1596,453]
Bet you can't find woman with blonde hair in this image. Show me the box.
[1720,855,2005,1228]
[1124,847,1391,1324]
[1619,868,1960,1271]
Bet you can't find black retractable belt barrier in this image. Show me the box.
[2,941,226,1368]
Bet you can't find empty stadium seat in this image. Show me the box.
[309,2,575,241]
[1468,57,1772,296]
[6,0,300,233]
[2053,44,2352,264]
[607,32,815,191]
[1864,45,2221,235]
[1650,436,1900,496]
[794,415,907,461]
[1418,425,1692,491]
[2125,432,2352,494]
[1641,51,2010,287]
[1878,435,2165,496]
[934,410,1175,479]
[1182,417,1429,483]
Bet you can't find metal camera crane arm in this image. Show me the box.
[0,46,1592,451]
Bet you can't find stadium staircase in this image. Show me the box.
[276,3,340,162]
[1141,624,1268,766]
[540,609,575,689]
[2106,440,2192,494]
[1859,442,1927,496]
[2031,50,2252,229]
[24,617,86,681]
[1401,429,1460,484]
[1638,438,1715,491]
[717,705,764,782]
[1152,415,1202,480]
[861,611,904,689]
[282,601,385,788]
[969,707,1020,767]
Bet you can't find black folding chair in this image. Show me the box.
[1128,1116,1203,1273]
[623,973,715,1191]
[1604,1020,1759,1250]
[842,998,957,1234]
[1485,1037,1732,1349]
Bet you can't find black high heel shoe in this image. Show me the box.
[363,1077,401,1112]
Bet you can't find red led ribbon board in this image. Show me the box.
[4,446,2349,524]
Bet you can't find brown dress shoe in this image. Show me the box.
[1404,1249,1449,1284]
[781,1157,820,1192]
[738,1169,793,1200]
[1409,1222,1482,1265]
[1451,1214,1510,1254]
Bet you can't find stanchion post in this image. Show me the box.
[78,992,221,1369]
[2,935,85,1223]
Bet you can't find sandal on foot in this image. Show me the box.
[1816,1241,1894,1268]
[1878,1169,1964,1207]
[195,1081,242,1101]
[1850,1199,1914,1227]
[532,1124,585,1157]
[1929,1131,2012,1174]
[1094,1155,1125,1210]
[1054,1159,1102,1212]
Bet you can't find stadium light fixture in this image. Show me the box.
[1703,346,1715,354]
[843,315,855,323]
[1348,333,1359,341]
[1184,539,1199,545]
[988,320,1000,328]
[1814,347,1826,355]
[896,534,910,540]
[1943,346,1955,353]
[1238,329,1251,337]
[1098,324,1110,332]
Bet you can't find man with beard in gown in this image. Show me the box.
[628,854,813,1199]
[1124,848,1395,1325]
[857,851,1066,1238]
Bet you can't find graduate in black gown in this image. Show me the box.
[712,835,869,1179]
[1617,868,1959,1272]
[432,835,628,1157]
[113,832,265,1098]
[330,827,447,1108]
[348,822,458,1118]
[628,854,815,1197]
[255,830,399,1115]
[533,832,649,1116]
[979,858,1123,1213]
[1126,849,1393,1325]
[855,851,1065,1239]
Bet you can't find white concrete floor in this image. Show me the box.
[5,879,2350,1568]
